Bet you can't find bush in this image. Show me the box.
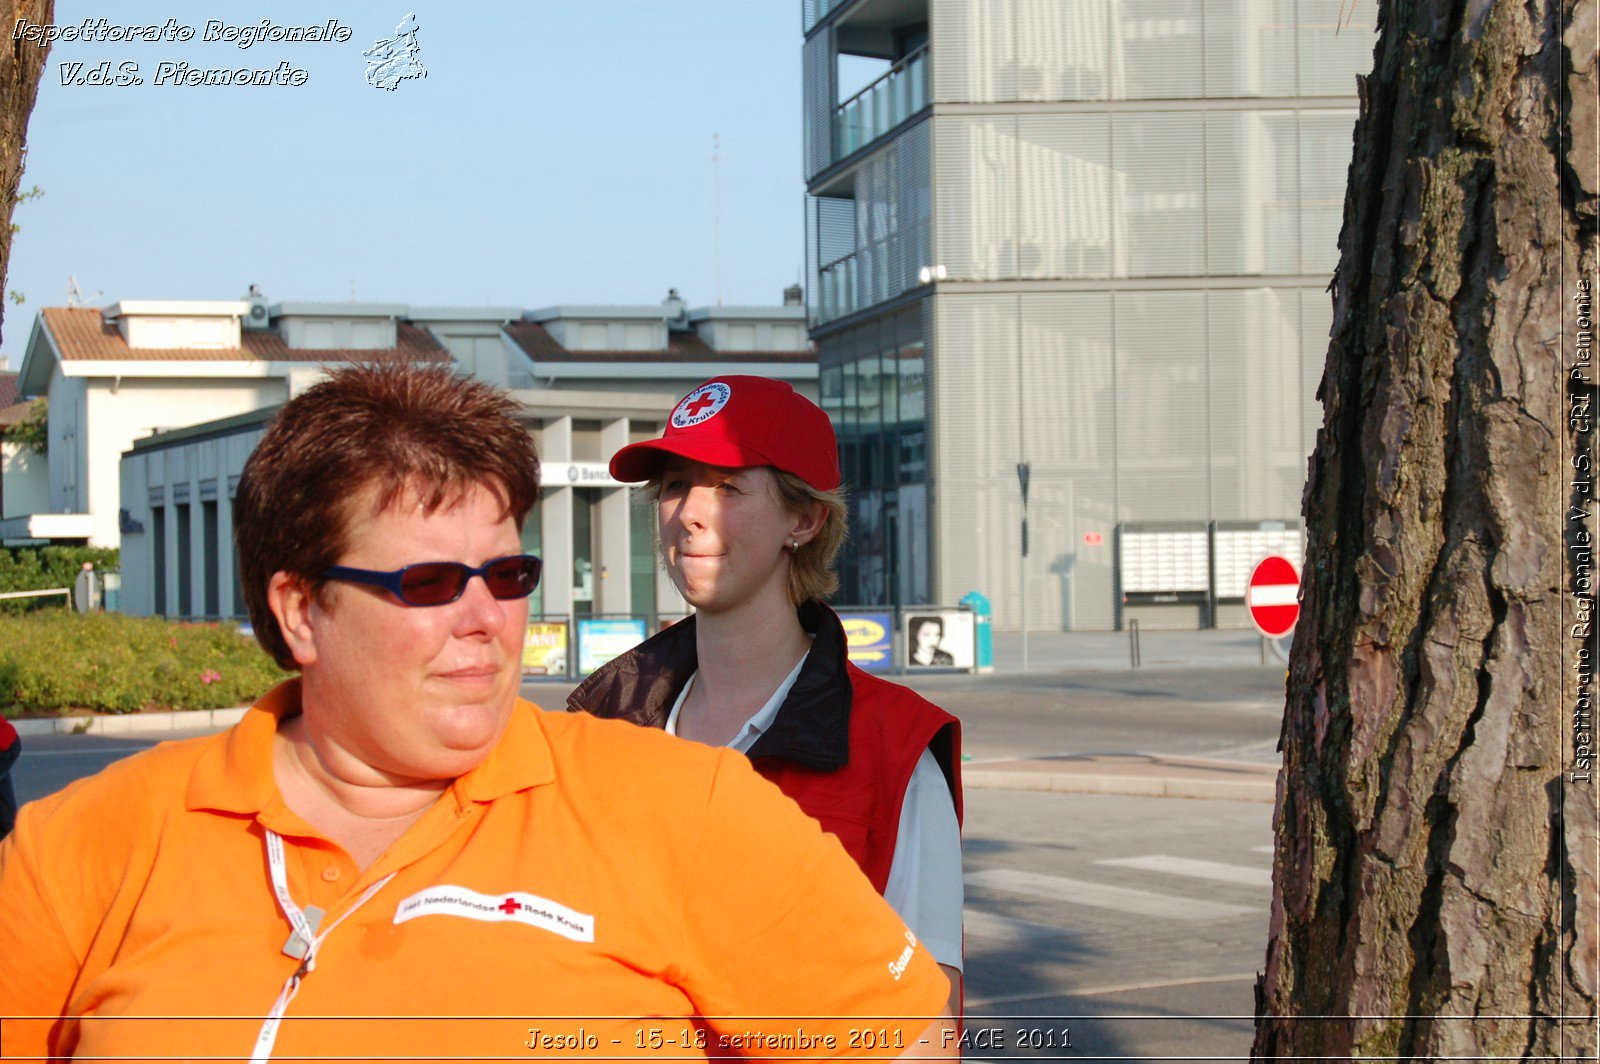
[0,612,286,717]
[0,546,121,607]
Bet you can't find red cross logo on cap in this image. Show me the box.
[671,382,732,429]
[498,897,520,915]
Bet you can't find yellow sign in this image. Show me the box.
[522,621,569,676]
[841,618,887,646]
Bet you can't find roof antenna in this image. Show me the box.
[713,132,724,307]
[66,276,100,307]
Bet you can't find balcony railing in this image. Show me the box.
[833,47,928,161]
[815,224,930,323]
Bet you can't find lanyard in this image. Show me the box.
[250,830,395,1064]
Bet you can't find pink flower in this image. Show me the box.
[199,669,222,685]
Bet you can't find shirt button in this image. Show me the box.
[321,866,342,883]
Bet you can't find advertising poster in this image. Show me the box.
[576,618,647,675]
[521,621,569,677]
[904,610,975,670]
[838,612,894,672]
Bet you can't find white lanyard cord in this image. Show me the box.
[250,830,395,1064]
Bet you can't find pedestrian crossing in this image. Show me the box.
[960,909,1082,949]
[966,868,1256,922]
[963,849,1271,940]
[1096,854,1272,888]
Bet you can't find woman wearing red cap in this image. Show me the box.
[570,376,964,1013]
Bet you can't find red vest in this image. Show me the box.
[754,664,961,893]
[568,602,962,894]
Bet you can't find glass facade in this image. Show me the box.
[808,120,932,326]
[804,0,1374,628]
[520,498,544,618]
[819,302,928,607]
[629,490,657,622]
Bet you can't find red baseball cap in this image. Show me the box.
[609,376,841,491]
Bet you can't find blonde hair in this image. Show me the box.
[769,469,847,604]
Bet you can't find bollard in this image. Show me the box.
[959,591,993,672]
[1129,619,1142,668]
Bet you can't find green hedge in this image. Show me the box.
[0,612,286,717]
[0,545,120,591]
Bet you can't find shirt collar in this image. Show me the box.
[663,652,809,754]
[186,678,555,814]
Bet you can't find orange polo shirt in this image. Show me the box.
[0,681,947,1062]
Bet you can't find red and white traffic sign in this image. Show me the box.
[1247,555,1301,638]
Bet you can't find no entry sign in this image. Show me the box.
[1247,555,1301,638]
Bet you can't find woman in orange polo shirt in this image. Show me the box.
[0,364,952,1063]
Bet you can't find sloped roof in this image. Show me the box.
[38,307,449,363]
[0,373,19,408]
[502,321,812,365]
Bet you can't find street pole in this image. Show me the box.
[1017,461,1031,673]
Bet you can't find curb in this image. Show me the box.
[9,707,248,737]
[964,769,1275,802]
[963,753,1280,803]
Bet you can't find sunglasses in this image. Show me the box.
[320,554,543,607]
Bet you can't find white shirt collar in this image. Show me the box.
[663,652,809,754]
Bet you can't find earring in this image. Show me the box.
[789,539,799,552]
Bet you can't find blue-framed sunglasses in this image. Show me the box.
[320,554,543,607]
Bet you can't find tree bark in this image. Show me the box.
[0,0,52,348]
[1254,0,1598,1059]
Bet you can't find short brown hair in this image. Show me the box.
[770,470,847,604]
[235,362,540,668]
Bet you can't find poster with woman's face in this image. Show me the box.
[904,610,973,669]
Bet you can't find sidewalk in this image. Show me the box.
[963,752,1279,803]
[985,627,1289,673]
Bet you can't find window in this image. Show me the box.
[152,506,167,616]
[202,500,220,617]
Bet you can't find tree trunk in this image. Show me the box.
[1253,0,1598,1059]
[0,0,53,348]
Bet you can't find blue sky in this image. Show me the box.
[2,1,812,367]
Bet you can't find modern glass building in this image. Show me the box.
[803,0,1377,629]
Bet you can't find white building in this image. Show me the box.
[112,293,814,624]
[2,296,449,548]
[0,372,49,525]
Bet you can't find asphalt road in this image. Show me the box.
[960,788,1272,1060]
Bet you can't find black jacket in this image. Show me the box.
[567,599,855,773]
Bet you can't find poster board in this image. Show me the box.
[521,620,570,677]
[903,609,975,670]
[838,611,894,672]
[575,617,648,675]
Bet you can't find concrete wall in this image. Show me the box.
[83,377,286,548]
[0,437,48,519]
[46,371,87,515]
[120,425,265,618]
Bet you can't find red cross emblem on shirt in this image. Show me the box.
[498,897,520,915]
[683,391,717,418]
